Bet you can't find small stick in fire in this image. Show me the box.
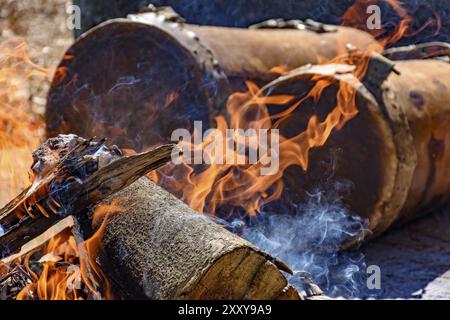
[0,134,181,255]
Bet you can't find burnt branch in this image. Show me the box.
[0,136,179,254]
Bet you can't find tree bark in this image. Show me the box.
[98,176,300,300]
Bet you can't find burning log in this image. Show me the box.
[1,216,75,266]
[257,57,450,239]
[99,177,300,300]
[0,135,302,300]
[45,6,380,151]
[0,217,75,300]
[42,5,449,244]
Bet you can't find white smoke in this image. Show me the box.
[225,185,369,298]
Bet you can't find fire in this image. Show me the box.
[0,38,121,299]
[0,0,442,300]
[151,0,439,219]
[152,69,359,217]
[15,200,123,300]
[0,38,47,207]
[16,231,82,300]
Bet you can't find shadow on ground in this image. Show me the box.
[359,206,450,299]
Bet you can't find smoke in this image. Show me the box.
[222,182,370,298]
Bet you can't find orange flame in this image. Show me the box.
[342,0,441,48]
[0,38,47,207]
[152,71,359,217]
[0,37,123,300]
[16,232,82,300]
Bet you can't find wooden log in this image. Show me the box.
[45,6,380,152]
[99,176,301,300]
[256,57,450,239]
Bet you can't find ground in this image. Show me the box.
[361,207,450,299]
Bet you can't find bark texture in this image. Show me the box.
[0,135,176,254]
[99,176,300,300]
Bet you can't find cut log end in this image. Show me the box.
[182,248,296,300]
[99,177,301,300]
